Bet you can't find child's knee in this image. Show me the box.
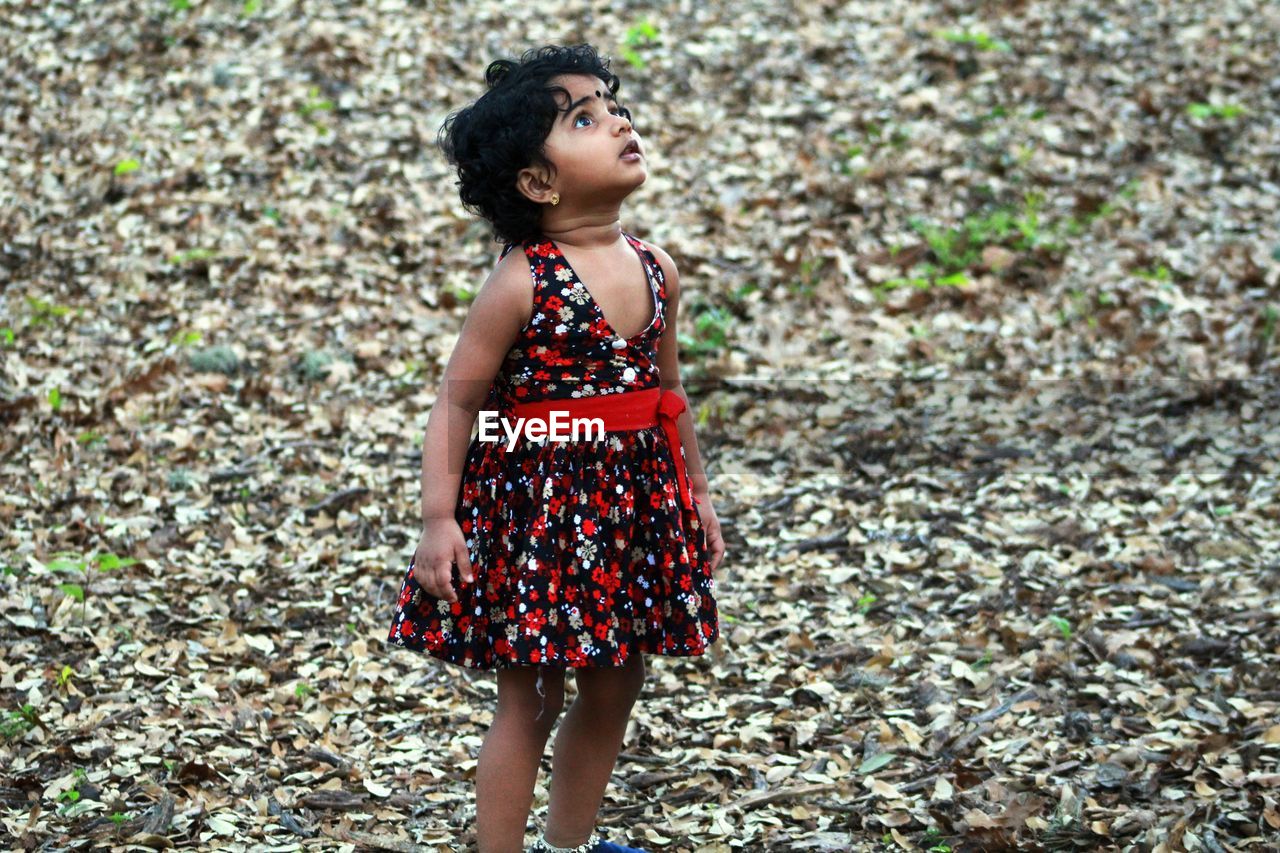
[574,654,645,708]
[498,665,566,724]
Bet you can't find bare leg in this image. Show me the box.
[475,665,566,853]
[543,653,646,847]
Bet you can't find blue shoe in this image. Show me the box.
[593,843,648,853]
[529,836,648,853]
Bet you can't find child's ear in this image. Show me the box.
[515,166,555,205]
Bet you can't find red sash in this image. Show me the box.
[510,387,694,511]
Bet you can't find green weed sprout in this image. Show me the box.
[1,705,38,741]
[47,551,139,627]
[1048,615,1072,643]
[619,20,659,70]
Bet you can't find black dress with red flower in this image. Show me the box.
[386,231,719,670]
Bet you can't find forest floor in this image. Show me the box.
[2,0,1278,851]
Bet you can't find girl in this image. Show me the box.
[385,44,726,853]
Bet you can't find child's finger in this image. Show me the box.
[411,558,432,588]
[435,560,457,601]
[454,543,474,583]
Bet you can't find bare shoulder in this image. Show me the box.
[473,244,534,325]
[637,238,681,297]
[484,244,534,297]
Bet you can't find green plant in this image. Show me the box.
[1,705,38,740]
[296,348,353,382]
[76,429,106,448]
[873,198,1030,300]
[694,398,730,429]
[618,19,659,70]
[447,281,477,304]
[857,593,877,614]
[835,123,913,175]
[1048,615,1072,643]
[298,86,334,130]
[393,359,425,390]
[789,257,826,296]
[677,305,731,357]
[1186,102,1247,120]
[48,387,62,412]
[114,158,141,176]
[188,345,240,375]
[47,551,139,626]
[171,329,203,347]
[57,768,93,816]
[933,29,1011,51]
[1060,286,1125,330]
[27,296,75,326]
[1132,265,1171,281]
[169,247,214,265]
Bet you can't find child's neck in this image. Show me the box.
[540,215,625,250]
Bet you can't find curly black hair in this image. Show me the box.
[436,43,634,247]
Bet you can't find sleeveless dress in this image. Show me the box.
[385,231,719,670]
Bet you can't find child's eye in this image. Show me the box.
[573,108,623,128]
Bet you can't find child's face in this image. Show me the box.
[519,73,646,206]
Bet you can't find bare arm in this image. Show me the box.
[420,250,533,522]
[649,242,726,573]
[649,243,712,498]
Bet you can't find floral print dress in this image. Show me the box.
[386,232,719,670]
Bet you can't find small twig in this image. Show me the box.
[723,782,835,813]
[788,530,848,554]
[304,486,370,517]
[969,687,1039,724]
[210,440,335,483]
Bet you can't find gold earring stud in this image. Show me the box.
[550,193,560,206]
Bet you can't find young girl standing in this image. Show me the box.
[385,44,726,853]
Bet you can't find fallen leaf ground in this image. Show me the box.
[2,1,1278,851]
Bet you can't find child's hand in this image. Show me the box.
[411,517,474,603]
[694,493,725,573]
